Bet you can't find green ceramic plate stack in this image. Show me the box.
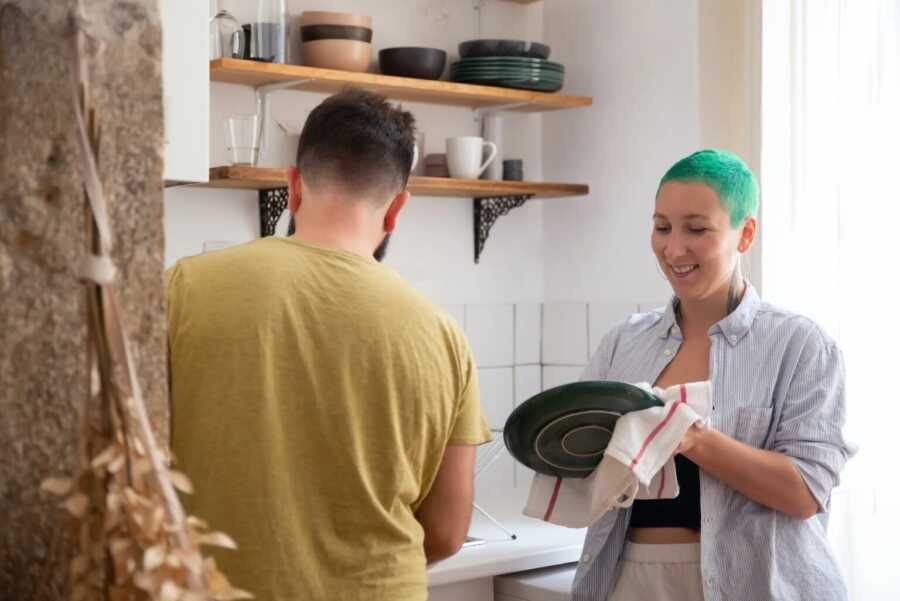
[450,56,565,92]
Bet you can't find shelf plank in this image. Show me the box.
[190,166,588,199]
[210,58,591,112]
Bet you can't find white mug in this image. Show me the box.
[446,136,498,179]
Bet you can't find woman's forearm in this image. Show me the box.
[682,426,819,519]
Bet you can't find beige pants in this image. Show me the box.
[609,542,704,601]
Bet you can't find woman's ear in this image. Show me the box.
[738,217,757,253]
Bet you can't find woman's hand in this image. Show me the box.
[674,422,706,455]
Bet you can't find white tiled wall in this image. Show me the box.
[469,300,637,506]
[588,301,641,355]
[542,302,589,365]
[465,304,515,368]
[478,367,515,430]
[514,303,542,365]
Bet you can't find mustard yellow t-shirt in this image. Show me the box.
[167,237,491,601]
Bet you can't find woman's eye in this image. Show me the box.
[688,227,707,234]
[654,226,671,233]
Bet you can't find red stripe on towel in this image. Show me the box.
[544,477,563,521]
[656,461,667,498]
[629,384,687,470]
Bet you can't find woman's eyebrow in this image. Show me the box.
[653,213,712,221]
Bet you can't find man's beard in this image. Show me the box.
[373,233,391,262]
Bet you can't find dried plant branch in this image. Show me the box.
[39,4,251,601]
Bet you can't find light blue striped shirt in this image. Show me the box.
[572,284,856,601]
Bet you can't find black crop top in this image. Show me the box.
[629,454,701,530]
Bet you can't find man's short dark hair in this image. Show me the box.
[296,89,416,202]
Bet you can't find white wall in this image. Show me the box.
[164,0,547,304]
[541,0,760,307]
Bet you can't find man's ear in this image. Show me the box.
[383,190,410,233]
[287,166,302,213]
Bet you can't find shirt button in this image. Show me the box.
[581,553,592,563]
[662,349,672,356]
[729,334,738,342]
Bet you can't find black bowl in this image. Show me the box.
[379,47,447,80]
[459,39,550,59]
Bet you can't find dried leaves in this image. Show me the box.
[45,17,252,600]
[42,429,252,601]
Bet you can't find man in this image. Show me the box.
[167,89,491,601]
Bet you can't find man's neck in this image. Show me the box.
[289,206,379,260]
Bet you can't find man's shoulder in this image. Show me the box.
[376,269,465,335]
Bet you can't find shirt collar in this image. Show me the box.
[656,282,761,346]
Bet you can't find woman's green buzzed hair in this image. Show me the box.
[658,149,759,228]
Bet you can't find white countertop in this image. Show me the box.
[426,505,587,587]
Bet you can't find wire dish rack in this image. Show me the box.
[471,429,517,541]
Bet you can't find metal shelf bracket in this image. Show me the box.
[259,187,294,237]
[254,79,313,159]
[473,194,534,263]
[472,101,530,122]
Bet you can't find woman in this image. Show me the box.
[572,150,855,601]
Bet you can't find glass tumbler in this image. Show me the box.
[225,115,261,166]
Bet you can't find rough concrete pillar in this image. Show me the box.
[0,1,167,598]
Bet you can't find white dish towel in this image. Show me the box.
[523,381,712,528]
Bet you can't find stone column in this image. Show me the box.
[0,1,167,598]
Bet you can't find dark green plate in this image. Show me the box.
[452,78,564,92]
[451,72,564,82]
[453,62,565,73]
[503,381,663,478]
[451,66,564,76]
[454,56,565,70]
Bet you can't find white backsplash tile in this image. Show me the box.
[475,452,516,503]
[514,365,542,406]
[542,365,585,390]
[441,303,466,330]
[465,304,515,367]
[542,302,589,365]
[588,301,639,356]
[477,367,514,430]
[514,303,542,365]
[512,365,541,489]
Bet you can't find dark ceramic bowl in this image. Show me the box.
[379,47,447,80]
[300,24,372,43]
[459,39,550,59]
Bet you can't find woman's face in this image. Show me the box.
[651,180,751,304]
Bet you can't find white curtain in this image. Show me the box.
[761,1,900,599]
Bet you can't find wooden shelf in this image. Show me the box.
[191,166,588,199]
[210,58,591,112]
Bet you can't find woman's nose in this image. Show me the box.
[663,233,686,259]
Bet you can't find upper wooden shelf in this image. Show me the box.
[210,58,591,112]
[188,166,588,199]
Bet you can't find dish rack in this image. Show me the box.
[472,429,517,541]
